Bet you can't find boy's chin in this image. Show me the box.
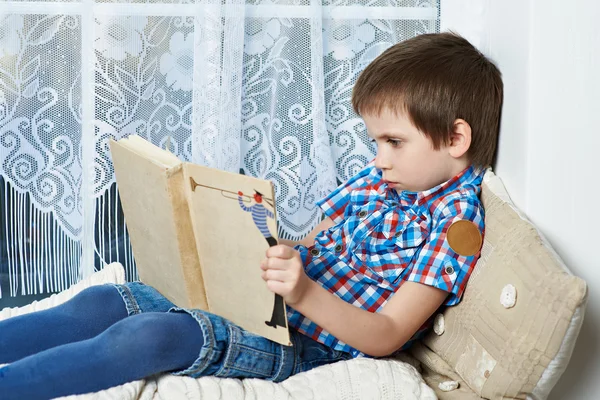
[389,181,433,193]
[390,184,406,193]
[393,183,429,193]
[389,181,409,191]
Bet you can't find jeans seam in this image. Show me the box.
[168,308,217,377]
[112,284,141,316]
[271,342,287,382]
[271,330,296,382]
[213,324,237,378]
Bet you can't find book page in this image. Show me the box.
[183,163,291,346]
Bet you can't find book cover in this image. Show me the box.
[109,136,208,310]
[110,136,290,346]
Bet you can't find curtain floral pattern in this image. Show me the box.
[0,1,439,298]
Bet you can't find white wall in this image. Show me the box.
[442,0,600,398]
[523,2,600,399]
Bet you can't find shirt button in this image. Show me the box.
[445,265,455,275]
[310,248,320,256]
[394,231,402,238]
[334,244,343,253]
[358,210,367,218]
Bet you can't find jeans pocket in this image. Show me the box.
[216,324,282,380]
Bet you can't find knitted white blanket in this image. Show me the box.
[0,263,437,400]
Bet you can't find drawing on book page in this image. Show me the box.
[237,190,286,329]
[189,178,287,329]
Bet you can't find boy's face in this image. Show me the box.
[363,108,458,193]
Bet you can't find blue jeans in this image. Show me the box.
[114,282,353,381]
[0,282,353,400]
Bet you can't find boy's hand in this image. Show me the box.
[261,245,311,306]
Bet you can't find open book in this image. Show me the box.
[109,136,290,346]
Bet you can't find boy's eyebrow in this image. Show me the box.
[367,131,406,139]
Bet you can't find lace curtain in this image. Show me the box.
[0,0,439,298]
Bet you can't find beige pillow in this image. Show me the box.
[410,170,588,399]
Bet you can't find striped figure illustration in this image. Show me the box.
[238,190,286,328]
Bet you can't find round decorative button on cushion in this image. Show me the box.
[444,265,455,275]
[358,210,367,218]
[500,284,517,308]
[310,248,320,256]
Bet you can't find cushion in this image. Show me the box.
[409,170,588,399]
[0,262,126,320]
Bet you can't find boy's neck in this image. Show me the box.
[397,160,473,195]
[447,158,471,182]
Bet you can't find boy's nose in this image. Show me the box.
[374,154,391,170]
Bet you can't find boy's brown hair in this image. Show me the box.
[352,32,503,167]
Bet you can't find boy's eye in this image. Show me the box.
[386,138,402,147]
[368,138,402,147]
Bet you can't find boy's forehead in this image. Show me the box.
[362,108,416,136]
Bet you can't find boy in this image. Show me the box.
[0,32,502,399]
[269,31,502,357]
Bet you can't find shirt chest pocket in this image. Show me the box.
[361,218,429,283]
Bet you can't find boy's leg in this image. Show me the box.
[0,311,203,400]
[0,284,128,363]
[168,309,353,382]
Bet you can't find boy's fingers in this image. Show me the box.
[265,280,288,296]
[265,245,282,257]
[266,244,295,259]
[263,256,289,271]
[263,269,288,282]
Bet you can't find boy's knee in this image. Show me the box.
[99,313,200,359]
[62,285,120,312]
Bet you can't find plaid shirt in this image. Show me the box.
[287,162,485,357]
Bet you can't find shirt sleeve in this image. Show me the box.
[405,196,485,306]
[238,196,250,212]
[265,207,274,219]
[315,160,377,224]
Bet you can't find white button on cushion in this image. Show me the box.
[433,313,445,335]
[439,380,459,392]
[500,284,517,308]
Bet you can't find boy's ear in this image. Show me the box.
[448,118,471,159]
